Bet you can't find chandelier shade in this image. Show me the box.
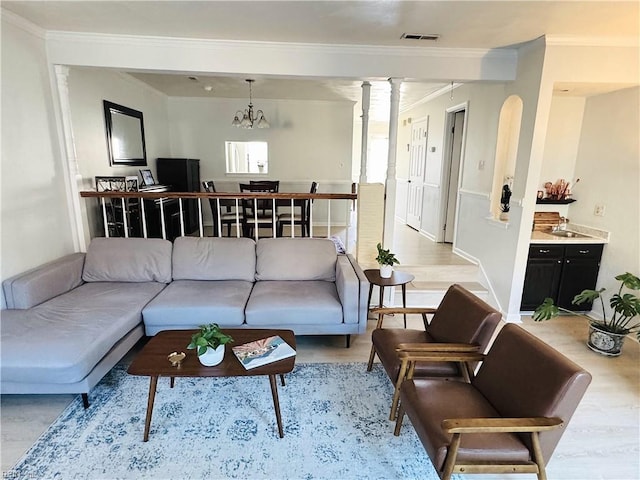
[232,79,270,129]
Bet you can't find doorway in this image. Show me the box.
[440,106,466,243]
[406,118,428,230]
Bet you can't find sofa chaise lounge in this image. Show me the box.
[1,236,368,405]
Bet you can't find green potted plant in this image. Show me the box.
[376,242,399,278]
[533,272,640,356]
[187,323,234,366]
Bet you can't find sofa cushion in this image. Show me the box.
[245,281,342,326]
[0,281,165,384]
[172,237,256,281]
[142,280,253,334]
[255,238,336,281]
[2,253,85,309]
[82,237,172,283]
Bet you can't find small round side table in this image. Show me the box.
[364,269,415,327]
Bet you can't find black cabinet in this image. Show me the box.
[521,243,603,311]
[156,158,201,235]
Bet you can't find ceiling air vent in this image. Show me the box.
[401,33,440,41]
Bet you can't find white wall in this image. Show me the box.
[570,87,640,304]
[168,97,353,183]
[67,68,172,239]
[539,96,586,192]
[0,15,74,305]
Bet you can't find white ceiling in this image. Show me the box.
[4,1,638,119]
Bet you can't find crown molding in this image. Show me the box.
[0,8,46,38]
[45,30,517,61]
[400,83,464,113]
[546,34,639,48]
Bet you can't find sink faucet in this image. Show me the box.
[553,217,569,232]
[551,217,569,232]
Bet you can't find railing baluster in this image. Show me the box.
[121,197,129,238]
[216,198,222,238]
[178,198,185,237]
[253,198,259,242]
[235,199,240,238]
[327,199,331,238]
[159,198,167,240]
[198,198,204,238]
[101,197,109,238]
[272,198,276,238]
[140,197,148,238]
[309,201,313,238]
[290,199,295,238]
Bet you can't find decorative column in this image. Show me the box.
[359,81,371,184]
[54,65,86,251]
[383,78,402,247]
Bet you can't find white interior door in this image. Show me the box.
[406,119,428,230]
[443,110,465,243]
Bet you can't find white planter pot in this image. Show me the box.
[587,323,627,357]
[198,344,225,366]
[379,265,393,278]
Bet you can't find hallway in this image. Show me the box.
[388,222,487,307]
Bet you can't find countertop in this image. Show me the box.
[530,224,609,244]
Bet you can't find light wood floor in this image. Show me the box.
[2,227,639,479]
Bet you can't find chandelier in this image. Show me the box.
[231,79,270,129]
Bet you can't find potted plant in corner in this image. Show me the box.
[376,242,400,278]
[533,272,640,357]
[187,323,234,366]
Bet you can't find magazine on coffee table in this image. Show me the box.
[232,335,296,370]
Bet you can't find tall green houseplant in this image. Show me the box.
[534,272,640,356]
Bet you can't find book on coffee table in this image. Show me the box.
[232,335,296,370]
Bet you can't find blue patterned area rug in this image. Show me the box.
[9,363,456,480]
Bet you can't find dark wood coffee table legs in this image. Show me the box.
[269,374,284,438]
[143,376,158,442]
[141,374,287,441]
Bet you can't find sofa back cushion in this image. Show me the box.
[3,253,86,309]
[172,237,256,281]
[82,238,172,283]
[255,238,336,281]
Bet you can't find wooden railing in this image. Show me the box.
[79,190,358,243]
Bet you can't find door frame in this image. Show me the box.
[437,102,469,243]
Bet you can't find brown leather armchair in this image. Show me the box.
[394,323,592,480]
[367,284,502,419]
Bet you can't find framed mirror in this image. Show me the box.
[103,100,147,166]
[225,141,268,174]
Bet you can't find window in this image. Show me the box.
[225,141,268,174]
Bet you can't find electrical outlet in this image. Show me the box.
[594,204,606,216]
[478,160,485,170]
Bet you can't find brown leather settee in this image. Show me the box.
[394,323,591,480]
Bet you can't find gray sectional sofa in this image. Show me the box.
[1,236,368,404]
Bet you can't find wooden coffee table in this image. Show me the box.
[127,328,296,441]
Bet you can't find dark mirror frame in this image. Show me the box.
[103,100,147,166]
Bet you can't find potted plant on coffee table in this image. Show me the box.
[533,272,640,357]
[187,323,234,366]
[376,243,400,278]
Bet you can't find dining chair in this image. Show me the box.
[202,181,238,237]
[277,181,318,237]
[239,182,278,238]
[249,180,279,217]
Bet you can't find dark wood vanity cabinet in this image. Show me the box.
[521,243,604,311]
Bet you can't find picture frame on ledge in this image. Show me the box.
[139,169,155,187]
